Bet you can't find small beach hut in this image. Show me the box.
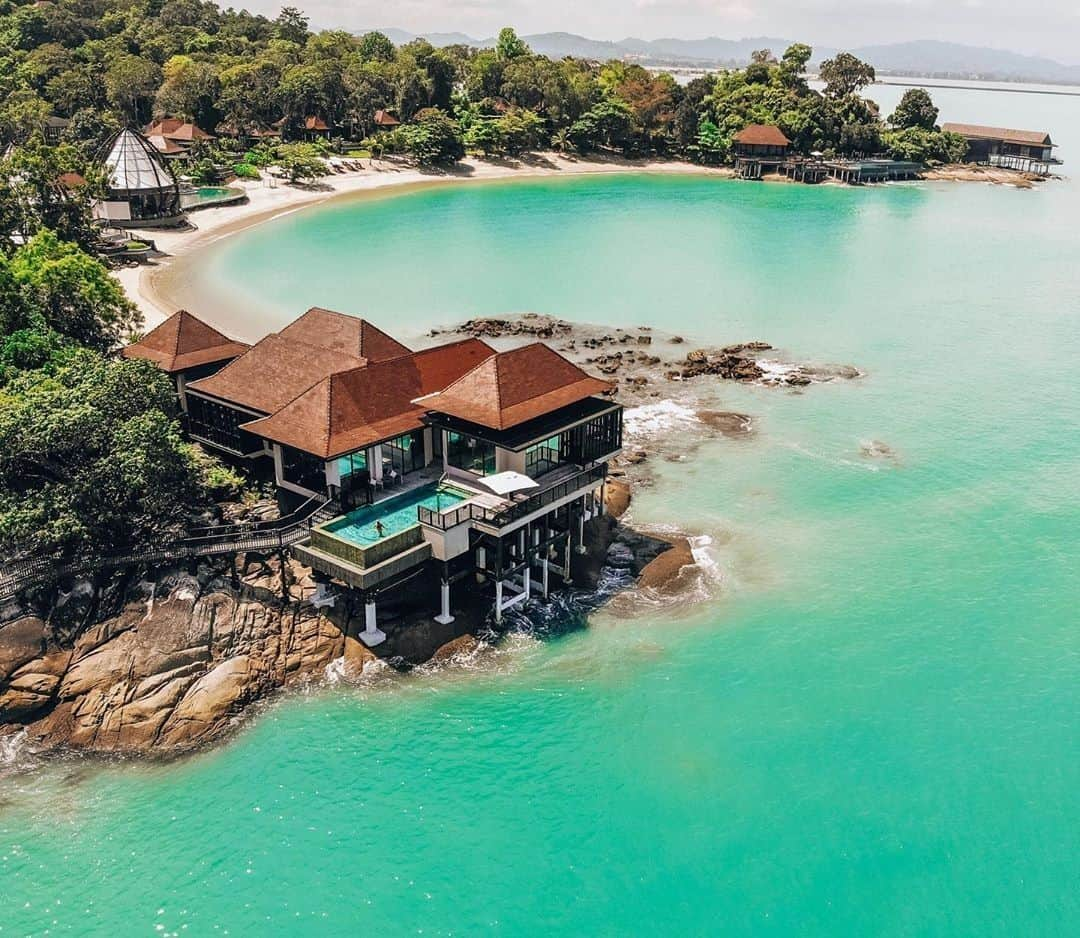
[96,129,185,228]
[373,110,401,130]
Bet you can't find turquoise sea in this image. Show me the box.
[4,85,1079,935]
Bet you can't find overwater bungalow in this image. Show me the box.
[733,124,791,178]
[942,123,1061,175]
[126,307,623,643]
[94,129,186,228]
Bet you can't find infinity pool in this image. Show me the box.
[325,484,467,545]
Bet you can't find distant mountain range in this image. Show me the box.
[374,30,1080,85]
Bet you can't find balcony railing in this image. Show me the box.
[417,464,606,532]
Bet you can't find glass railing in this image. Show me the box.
[417,465,606,531]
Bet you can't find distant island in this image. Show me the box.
[372,31,1080,87]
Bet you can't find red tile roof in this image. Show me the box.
[186,334,366,415]
[303,116,330,131]
[122,310,250,373]
[56,171,87,189]
[734,124,791,147]
[277,308,410,361]
[415,343,613,431]
[145,118,213,143]
[941,123,1053,147]
[242,339,495,458]
[373,110,400,127]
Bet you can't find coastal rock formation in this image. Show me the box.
[1,573,349,754]
[434,314,861,403]
[0,499,698,757]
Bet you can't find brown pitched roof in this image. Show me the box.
[415,343,613,431]
[373,109,400,127]
[734,124,791,147]
[187,334,365,414]
[303,116,330,131]
[243,339,495,458]
[122,310,250,374]
[56,171,87,189]
[941,123,1053,147]
[145,118,213,143]
[277,308,411,361]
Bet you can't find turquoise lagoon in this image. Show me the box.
[3,84,1079,935]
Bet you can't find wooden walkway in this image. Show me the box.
[0,495,336,602]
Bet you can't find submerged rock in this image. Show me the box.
[698,411,754,437]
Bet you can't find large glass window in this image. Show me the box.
[382,430,425,479]
[525,435,562,478]
[282,445,325,492]
[446,430,496,475]
[563,410,623,464]
[337,449,367,480]
[186,395,256,454]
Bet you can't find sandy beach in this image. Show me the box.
[119,153,734,332]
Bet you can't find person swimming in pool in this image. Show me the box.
[375,520,385,538]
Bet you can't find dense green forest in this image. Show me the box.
[0,1,965,165]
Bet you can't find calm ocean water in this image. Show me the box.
[3,85,1079,935]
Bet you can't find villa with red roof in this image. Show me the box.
[125,308,623,644]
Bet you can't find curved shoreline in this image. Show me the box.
[121,154,735,335]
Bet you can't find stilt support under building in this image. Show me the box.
[360,599,386,647]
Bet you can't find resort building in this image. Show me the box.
[942,123,1061,175]
[126,308,624,644]
[373,110,401,130]
[733,124,791,179]
[95,129,185,227]
[277,115,332,141]
[122,310,251,409]
[143,118,214,158]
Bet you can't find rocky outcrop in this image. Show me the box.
[637,538,698,594]
[1,573,350,755]
[433,314,860,405]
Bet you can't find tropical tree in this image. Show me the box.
[0,351,227,562]
[818,52,876,98]
[6,230,141,349]
[104,53,162,124]
[496,27,530,61]
[889,88,939,131]
[275,142,328,183]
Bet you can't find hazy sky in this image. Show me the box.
[241,0,1080,64]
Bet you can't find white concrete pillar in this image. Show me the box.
[476,546,487,583]
[361,600,386,647]
[494,580,503,624]
[370,445,383,482]
[522,565,530,601]
[542,557,549,597]
[435,580,454,625]
[533,527,541,546]
[598,483,606,517]
[563,536,573,585]
[575,501,587,554]
[518,529,526,557]
[312,582,336,609]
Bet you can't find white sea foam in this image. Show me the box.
[623,400,701,441]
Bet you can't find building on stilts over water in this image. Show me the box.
[125,308,623,646]
[941,123,1061,176]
